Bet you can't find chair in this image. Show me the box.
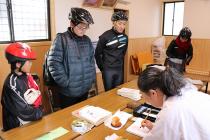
[88,82,98,98]
[136,52,153,72]
[45,86,61,112]
[130,55,140,75]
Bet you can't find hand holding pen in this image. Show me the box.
[141,108,153,130]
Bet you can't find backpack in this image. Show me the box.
[43,33,66,86]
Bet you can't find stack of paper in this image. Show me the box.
[126,118,151,137]
[72,105,112,126]
[117,88,141,101]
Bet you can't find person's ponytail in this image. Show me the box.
[138,66,186,97]
[160,67,186,97]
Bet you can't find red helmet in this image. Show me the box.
[5,42,36,64]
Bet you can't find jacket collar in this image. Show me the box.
[67,27,82,39]
[111,27,124,35]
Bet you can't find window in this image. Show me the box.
[0,0,50,43]
[163,1,184,36]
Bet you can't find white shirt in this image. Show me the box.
[144,84,210,140]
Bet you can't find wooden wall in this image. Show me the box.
[125,37,210,82]
[124,37,157,82]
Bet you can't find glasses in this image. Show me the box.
[76,24,89,31]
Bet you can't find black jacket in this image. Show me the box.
[1,73,43,131]
[95,28,128,71]
[48,28,96,97]
[166,39,193,63]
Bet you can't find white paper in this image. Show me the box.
[117,88,141,101]
[78,106,112,125]
[105,133,120,140]
[126,118,151,137]
[104,110,132,130]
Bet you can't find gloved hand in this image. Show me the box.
[24,88,42,108]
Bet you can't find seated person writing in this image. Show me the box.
[138,65,210,140]
[1,42,43,131]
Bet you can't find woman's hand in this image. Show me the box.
[141,119,153,130]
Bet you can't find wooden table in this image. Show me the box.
[0,80,142,140]
[75,80,142,140]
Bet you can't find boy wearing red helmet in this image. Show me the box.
[165,27,193,73]
[1,42,43,131]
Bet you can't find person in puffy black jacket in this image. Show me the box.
[165,27,193,73]
[47,8,96,108]
[1,42,43,131]
[95,11,128,91]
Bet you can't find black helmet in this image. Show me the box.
[111,11,128,21]
[68,7,94,25]
[179,27,192,40]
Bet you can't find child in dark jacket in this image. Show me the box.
[1,42,43,131]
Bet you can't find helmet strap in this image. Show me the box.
[113,26,124,34]
[70,27,76,34]
[113,26,119,33]
[71,20,79,27]
[70,21,78,33]
[19,61,26,72]
[13,61,26,73]
[11,63,17,72]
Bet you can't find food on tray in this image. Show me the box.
[111,116,122,128]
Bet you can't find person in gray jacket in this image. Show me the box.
[47,8,96,108]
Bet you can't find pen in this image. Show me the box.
[140,108,152,128]
[144,108,152,120]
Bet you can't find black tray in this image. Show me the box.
[133,103,161,122]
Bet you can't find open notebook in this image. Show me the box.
[126,118,151,137]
